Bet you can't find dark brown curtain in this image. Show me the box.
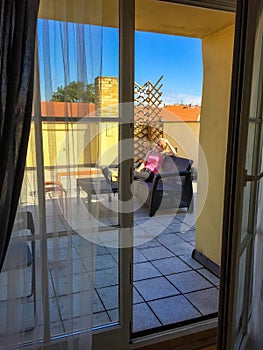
[0,0,39,271]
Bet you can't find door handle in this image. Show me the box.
[246,172,263,182]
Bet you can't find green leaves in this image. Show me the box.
[51,81,95,103]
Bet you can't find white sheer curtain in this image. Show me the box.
[0,1,104,348]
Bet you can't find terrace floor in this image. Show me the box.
[0,182,220,342]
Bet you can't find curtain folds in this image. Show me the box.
[0,0,113,347]
[0,0,40,271]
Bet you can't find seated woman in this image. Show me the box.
[158,138,177,156]
[134,138,177,182]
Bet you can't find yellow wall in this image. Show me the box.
[163,122,200,169]
[26,121,119,173]
[196,25,235,265]
[27,122,87,168]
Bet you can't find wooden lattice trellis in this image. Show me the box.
[134,76,163,160]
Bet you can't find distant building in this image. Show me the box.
[161,104,201,122]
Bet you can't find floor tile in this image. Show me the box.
[166,222,182,233]
[151,256,191,275]
[167,242,194,256]
[106,247,118,255]
[75,240,106,258]
[49,321,65,337]
[37,297,61,324]
[158,227,175,235]
[134,218,149,225]
[156,233,184,246]
[134,249,147,263]
[149,295,201,325]
[179,215,197,227]
[143,224,168,237]
[133,262,161,281]
[140,246,174,261]
[133,229,153,247]
[47,236,74,250]
[96,230,118,243]
[49,258,86,276]
[154,216,178,226]
[93,312,111,327]
[52,272,93,296]
[133,287,144,304]
[63,315,94,332]
[80,255,96,272]
[37,277,58,299]
[93,291,106,313]
[134,277,179,301]
[185,288,219,315]
[96,254,117,270]
[177,230,196,242]
[106,247,119,263]
[136,239,162,250]
[96,245,111,255]
[179,222,196,233]
[107,308,119,323]
[167,271,213,293]
[179,255,203,269]
[47,246,79,262]
[58,291,103,320]
[95,267,118,288]
[198,269,220,286]
[96,285,118,310]
[133,303,161,332]
[21,196,222,336]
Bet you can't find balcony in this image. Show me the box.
[0,173,219,343]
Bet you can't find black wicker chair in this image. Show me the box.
[133,156,194,216]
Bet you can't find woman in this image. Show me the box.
[134,138,176,182]
[158,138,177,156]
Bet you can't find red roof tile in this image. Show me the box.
[41,101,96,117]
[161,104,201,122]
[40,101,200,122]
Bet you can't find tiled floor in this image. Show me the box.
[0,187,220,341]
[132,208,220,333]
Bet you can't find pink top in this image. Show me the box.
[144,151,163,174]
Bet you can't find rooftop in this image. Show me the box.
[40,101,201,122]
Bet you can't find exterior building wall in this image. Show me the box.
[26,122,94,169]
[196,25,235,265]
[163,121,200,170]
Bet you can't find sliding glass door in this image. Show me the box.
[1,1,241,349]
[1,1,134,349]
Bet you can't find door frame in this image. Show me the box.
[218,0,262,349]
[34,0,242,348]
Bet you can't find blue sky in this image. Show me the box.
[135,31,203,105]
[102,27,203,105]
[38,21,203,105]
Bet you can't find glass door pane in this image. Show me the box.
[219,1,263,349]
[2,2,127,348]
[133,0,222,336]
